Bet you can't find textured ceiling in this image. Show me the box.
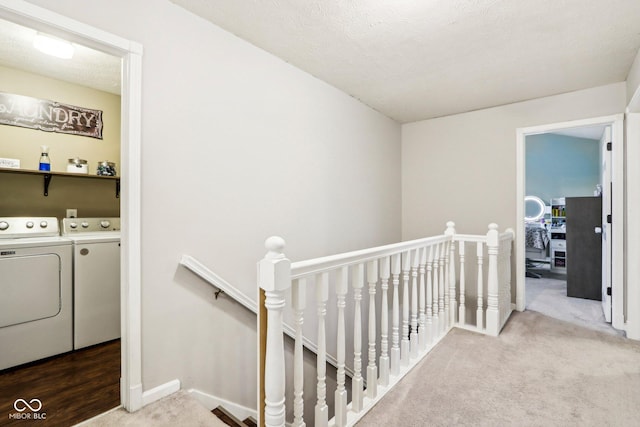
[0,17,121,95]
[171,0,640,123]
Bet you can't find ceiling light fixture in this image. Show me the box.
[33,33,74,59]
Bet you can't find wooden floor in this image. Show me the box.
[0,340,120,427]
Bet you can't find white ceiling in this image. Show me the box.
[0,17,121,95]
[171,0,640,123]
[1,2,640,124]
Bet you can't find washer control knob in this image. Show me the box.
[100,220,111,229]
[26,221,34,229]
[0,221,8,231]
[70,222,78,229]
[81,222,89,228]
[40,221,48,228]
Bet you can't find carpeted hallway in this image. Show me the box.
[525,275,622,336]
[356,310,640,426]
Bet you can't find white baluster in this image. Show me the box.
[390,254,401,376]
[401,251,411,366]
[425,245,434,345]
[446,222,458,326]
[351,264,364,413]
[418,247,427,351]
[366,260,379,399]
[315,273,329,427]
[458,241,466,326]
[432,244,440,338]
[379,257,390,387]
[334,267,348,427]
[498,239,506,325]
[292,279,306,427]
[443,239,450,330]
[410,249,419,358]
[259,237,290,427]
[438,242,446,334]
[486,224,500,336]
[476,241,484,331]
[503,229,514,324]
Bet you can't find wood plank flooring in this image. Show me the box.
[0,339,120,427]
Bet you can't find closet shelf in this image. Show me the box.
[0,167,120,198]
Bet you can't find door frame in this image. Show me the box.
[515,114,625,331]
[0,0,145,411]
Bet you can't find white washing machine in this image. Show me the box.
[62,217,120,350]
[0,217,73,370]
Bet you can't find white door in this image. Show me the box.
[600,126,612,322]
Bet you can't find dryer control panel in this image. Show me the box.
[62,217,120,235]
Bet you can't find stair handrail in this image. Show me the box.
[180,254,257,313]
[180,253,354,377]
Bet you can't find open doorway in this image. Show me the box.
[0,1,143,422]
[516,115,625,334]
[0,16,123,424]
[523,125,621,335]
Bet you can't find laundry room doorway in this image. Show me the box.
[516,115,624,333]
[0,0,142,421]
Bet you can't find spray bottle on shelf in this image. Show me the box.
[39,145,50,171]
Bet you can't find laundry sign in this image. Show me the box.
[0,92,103,139]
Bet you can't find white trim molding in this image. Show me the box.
[0,0,145,412]
[142,379,181,407]
[189,388,257,422]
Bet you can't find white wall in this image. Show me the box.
[401,83,626,239]
[625,114,640,339]
[23,0,401,409]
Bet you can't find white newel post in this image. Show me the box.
[259,237,290,427]
[315,273,329,427]
[335,267,348,427]
[485,224,500,337]
[352,264,364,413]
[445,222,457,327]
[390,254,401,376]
[292,279,306,427]
[379,257,390,387]
[366,260,379,399]
[410,250,419,358]
[458,241,466,325]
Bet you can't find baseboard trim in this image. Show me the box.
[188,388,257,422]
[142,379,181,406]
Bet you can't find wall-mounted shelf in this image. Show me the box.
[0,167,120,198]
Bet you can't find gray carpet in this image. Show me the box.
[525,276,623,336]
[75,390,226,427]
[356,311,640,426]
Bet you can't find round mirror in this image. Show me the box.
[524,196,545,222]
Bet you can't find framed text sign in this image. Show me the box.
[0,92,103,139]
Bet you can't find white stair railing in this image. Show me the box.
[259,222,514,427]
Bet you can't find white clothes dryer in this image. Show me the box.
[0,217,73,370]
[62,218,120,349]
